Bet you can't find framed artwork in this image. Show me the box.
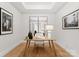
[62,9,79,29]
[0,8,13,35]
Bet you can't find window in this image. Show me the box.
[29,16,48,34]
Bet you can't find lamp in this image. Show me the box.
[45,25,54,39]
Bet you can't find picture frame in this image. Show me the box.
[0,8,13,35]
[62,9,79,29]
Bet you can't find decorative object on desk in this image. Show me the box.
[43,33,45,36]
[34,30,37,36]
[26,36,28,39]
[62,9,79,29]
[0,8,13,35]
[28,31,33,39]
[45,25,54,39]
[24,36,28,41]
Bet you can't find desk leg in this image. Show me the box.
[28,40,30,56]
[28,40,30,48]
[43,40,44,48]
[23,40,29,56]
[49,40,51,48]
[51,40,57,56]
[34,41,36,47]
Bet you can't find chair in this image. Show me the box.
[34,33,45,47]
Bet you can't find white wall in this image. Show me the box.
[0,3,56,56]
[22,13,57,38]
[55,2,79,56]
[0,3,25,56]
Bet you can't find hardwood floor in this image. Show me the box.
[5,43,26,57]
[54,42,72,57]
[24,45,55,57]
[5,41,72,57]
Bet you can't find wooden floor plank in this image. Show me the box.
[5,41,72,57]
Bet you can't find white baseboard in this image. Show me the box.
[55,41,79,57]
[0,40,23,57]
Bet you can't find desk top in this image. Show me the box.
[27,36,55,41]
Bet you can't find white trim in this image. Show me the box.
[0,40,23,57]
[56,41,79,57]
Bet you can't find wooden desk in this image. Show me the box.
[24,37,57,56]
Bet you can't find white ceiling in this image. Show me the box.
[10,2,67,14]
[22,2,55,10]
